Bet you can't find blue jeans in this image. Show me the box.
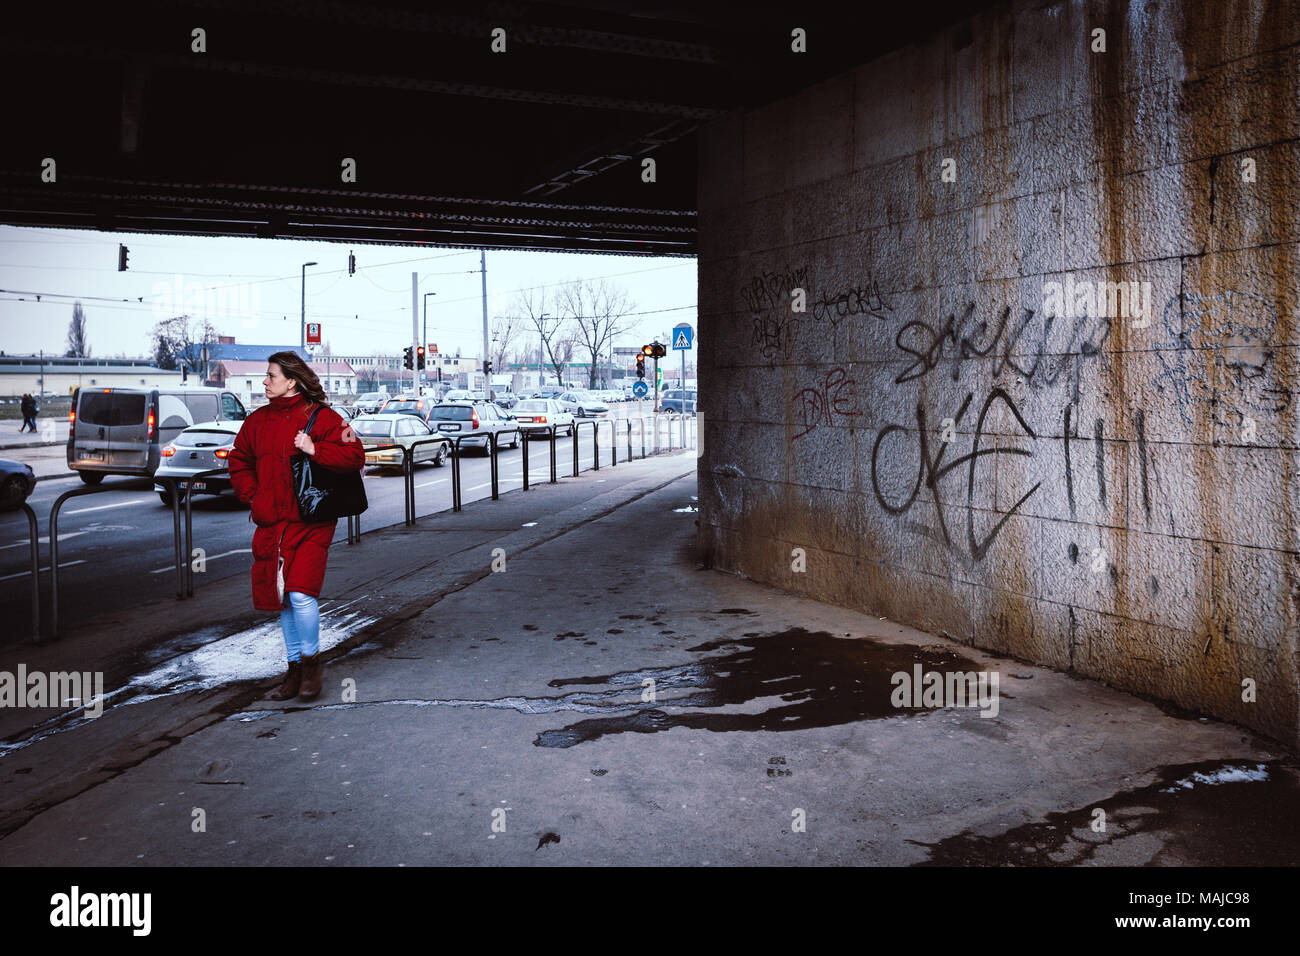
[279,591,320,661]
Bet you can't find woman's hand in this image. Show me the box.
[293,431,316,456]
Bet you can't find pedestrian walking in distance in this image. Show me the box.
[228,352,365,701]
[19,393,37,432]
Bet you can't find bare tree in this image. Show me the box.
[488,312,526,375]
[151,315,220,376]
[556,278,636,388]
[511,285,571,386]
[65,301,90,358]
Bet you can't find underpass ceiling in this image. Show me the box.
[0,0,997,255]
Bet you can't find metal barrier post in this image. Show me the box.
[572,421,580,477]
[451,438,462,511]
[626,420,632,462]
[490,432,499,500]
[11,503,40,641]
[549,426,557,483]
[610,420,617,466]
[592,420,599,471]
[183,477,195,596]
[522,431,530,490]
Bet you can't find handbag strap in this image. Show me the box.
[301,403,323,437]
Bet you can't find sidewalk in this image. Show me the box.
[0,450,1296,865]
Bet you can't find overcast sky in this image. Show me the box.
[0,225,697,361]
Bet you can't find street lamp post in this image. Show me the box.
[300,261,318,351]
[537,312,550,390]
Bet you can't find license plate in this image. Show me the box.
[85,452,104,461]
[440,424,461,431]
[518,417,536,423]
[190,481,206,491]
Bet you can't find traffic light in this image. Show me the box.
[403,346,413,370]
[416,346,425,369]
[636,353,646,379]
[348,251,356,275]
[483,360,493,377]
[117,244,129,271]
[651,341,666,358]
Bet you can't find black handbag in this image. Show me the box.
[291,404,369,522]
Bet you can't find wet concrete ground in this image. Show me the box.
[0,453,1296,865]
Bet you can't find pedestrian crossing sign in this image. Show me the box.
[672,324,693,350]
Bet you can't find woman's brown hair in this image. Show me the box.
[267,351,329,406]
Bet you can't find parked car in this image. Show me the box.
[354,392,388,414]
[491,390,519,409]
[513,399,575,437]
[556,390,609,418]
[660,389,698,414]
[68,386,248,485]
[598,390,624,403]
[533,386,565,401]
[428,401,520,455]
[153,419,244,505]
[379,397,434,419]
[0,459,37,511]
[442,389,475,402]
[351,413,450,470]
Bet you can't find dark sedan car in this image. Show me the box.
[0,459,37,510]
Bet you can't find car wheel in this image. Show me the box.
[158,486,187,506]
[509,431,519,449]
[577,407,586,417]
[1,474,27,509]
[434,445,448,467]
[78,471,104,485]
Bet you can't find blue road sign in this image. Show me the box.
[632,380,649,398]
[672,323,693,350]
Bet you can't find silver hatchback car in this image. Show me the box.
[428,401,521,455]
[153,419,244,505]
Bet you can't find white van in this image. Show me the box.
[67,386,248,484]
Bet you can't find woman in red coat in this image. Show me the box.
[227,352,366,701]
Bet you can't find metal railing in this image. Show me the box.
[2,502,41,642]
[48,476,187,641]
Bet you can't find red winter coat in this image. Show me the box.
[227,393,366,612]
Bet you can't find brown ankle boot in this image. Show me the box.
[298,653,323,701]
[270,661,302,700]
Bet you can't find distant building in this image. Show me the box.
[0,354,183,396]
[213,359,357,405]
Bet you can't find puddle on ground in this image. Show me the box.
[533,628,981,747]
[0,599,379,758]
[229,628,981,748]
[912,759,1300,866]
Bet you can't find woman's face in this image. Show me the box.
[263,364,299,400]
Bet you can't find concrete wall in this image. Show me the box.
[696,0,1300,746]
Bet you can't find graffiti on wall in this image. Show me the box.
[744,267,893,360]
[1153,290,1291,427]
[870,389,1040,562]
[891,303,1110,403]
[793,367,860,439]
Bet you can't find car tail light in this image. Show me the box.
[161,443,176,457]
[536,416,547,424]
[68,407,76,440]
[147,409,156,441]
[471,409,480,430]
[214,446,233,459]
